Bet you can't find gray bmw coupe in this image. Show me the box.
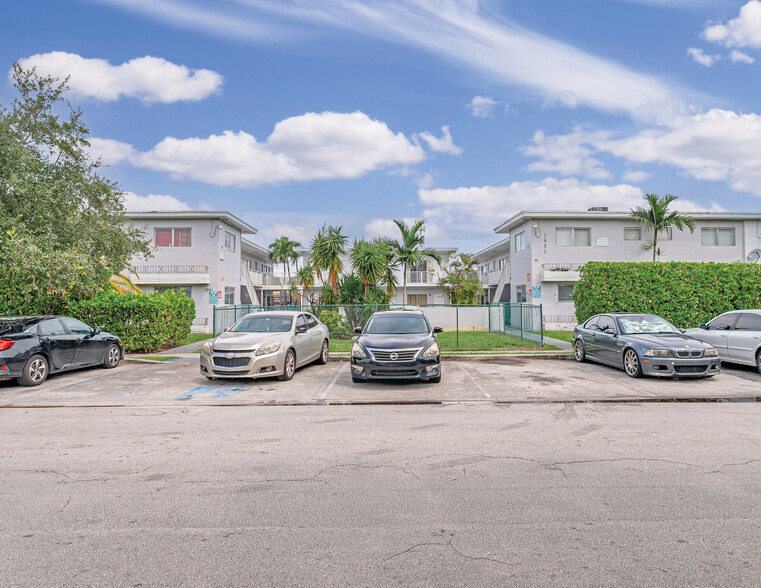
[572,313,720,378]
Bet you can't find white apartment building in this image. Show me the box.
[124,211,275,332]
[478,209,761,329]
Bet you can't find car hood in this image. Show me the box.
[624,333,711,349]
[357,333,434,350]
[213,331,287,350]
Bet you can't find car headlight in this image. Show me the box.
[351,342,367,359]
[703,347,718,357]
[202,340,213,354]
[643,349,671,357]
[255,341,281,356]
[421,341,440,359]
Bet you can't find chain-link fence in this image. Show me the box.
[213,303,543,349]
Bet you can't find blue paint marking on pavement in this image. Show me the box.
[174,385,250,401]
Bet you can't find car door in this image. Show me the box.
[38,318,77,369]
[727,312,761,365]
[293,314,311,365]
[305,314,322,360]
[594,315,622,365]
[581,317,601,360]
[61,317,103,365]
[697,313,739,359]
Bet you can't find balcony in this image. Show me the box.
[128,265,210,285]
[241,266,294,288]
[540,263,583,282]
[407,270,440,285]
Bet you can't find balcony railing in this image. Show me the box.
[131,265,210,274]
[541,263,584,271]
[408,270,429,284]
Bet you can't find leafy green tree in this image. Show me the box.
[0,63,151,314]
[310,225,347,295]
[350,239,387,299]
[629,194,695,262]
[386,219,441,304]
[378,239,400,295]
[268,236,301,284]
[440,253,484,305]
[296,263,316,305]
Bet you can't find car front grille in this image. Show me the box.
[674,365,707,374]
[370,369,419,377]
[368,348,421,362]
[213,357,251,368]
[675,349,703,358]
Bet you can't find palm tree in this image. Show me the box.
[377,239,399,296]
[386,219,441,304]
[439,253,483,305]
[350,239,387,299]
[310,225,347,295]
[630,194,695,261]
[268,236,301,282]
[296,263,315,305]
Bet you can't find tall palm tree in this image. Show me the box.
[377,238,399,296]
[268,236,301,283]
[386,219,441,304]
[310,225,347,295]
[630,194,695,261]
[350,239,387,299]
[296,263,315,305]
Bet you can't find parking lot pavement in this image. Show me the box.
[1,357,759,407]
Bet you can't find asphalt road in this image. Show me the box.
[2,400,760,587]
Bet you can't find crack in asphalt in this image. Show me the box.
[385,537,508,566]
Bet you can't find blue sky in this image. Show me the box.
[3,0,761,251]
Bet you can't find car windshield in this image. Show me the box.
[618,316,680,335]
[230,315,293,333]
[365,315,429,335]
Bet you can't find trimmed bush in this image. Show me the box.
[316,309,353,340]
[573,261,761,328]
[68,290,195,353]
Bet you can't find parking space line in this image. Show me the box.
[455,363,492,398]
[314,363,345,400]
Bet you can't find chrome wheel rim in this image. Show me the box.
[107,347,119,366]
[321,341,328,362]
[285,352,295,377]
[624,350,639,376]
[574,340,583,360]
[29,358,47,382]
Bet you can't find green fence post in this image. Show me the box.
[488,304,491,332]
[539,304,544,347]
[212,306,216,336]
[456,305,459,349]
[520,304,524,340]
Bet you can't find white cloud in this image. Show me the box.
[416,126,462,155]
[687,47,719,66]
[91,0,679,116]
[414,172,436,190]
[468,96,496,118]
[87,137,138,165]
[16,52,223,103]
[92,111,426,187]
[364,217,428,239]
[704,1,761,48]
[121,191,191,211]
[622,170,652,182]
[731,49,755,63]
[521,129,612,180]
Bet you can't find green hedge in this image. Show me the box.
[573,262,761,328]
[68,290,195,353]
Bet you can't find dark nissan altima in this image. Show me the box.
[350,310,442,383]
[0,316,124,386]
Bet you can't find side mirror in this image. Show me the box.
[296,324,307,334]
[92,327,101,335]
[353,327,362,335]
[679,328,686,334]
[433,326,443,334]
[698,323,707,330]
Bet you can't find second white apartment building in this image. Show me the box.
[476,208,761,329]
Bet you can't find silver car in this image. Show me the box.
[686,310,761,373]
[200,311,330,381]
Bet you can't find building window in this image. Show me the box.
[224,231,236,252]
[558,284,574,302]
[658,227,672,241]
[701,228,736,246]
[556,228,591,247]
[624,227,641,241]
[155,228,191,247]
[515,285,527,303]
[514,231,528,252]
[224,287,235,305]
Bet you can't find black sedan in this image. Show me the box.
[0,316,124,386]
[350,310,443,383]
[572,313,720,378]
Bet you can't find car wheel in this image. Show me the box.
[19,354,49,387]
[102,344,121,369]
[573,339,586,362]
[279,349,296,381]
[317,339,329,365]
[623,348,643,378]
[756,350,761,374]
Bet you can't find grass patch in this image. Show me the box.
[543,330,574,343]
[176,333,214,347]
[133,355,180,361]
[329,330,548,353]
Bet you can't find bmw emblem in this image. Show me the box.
[390,352,399,360]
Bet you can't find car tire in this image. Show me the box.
[623,348,643,378]
[756,350,761,374]
[317,339,329,365]
[573,339,586,362]
[279,349,296,381]
[102,344,121,369]
[19,354,49,387]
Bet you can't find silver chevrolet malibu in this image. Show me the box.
[200,311,330,381]
[685,309,761,373]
